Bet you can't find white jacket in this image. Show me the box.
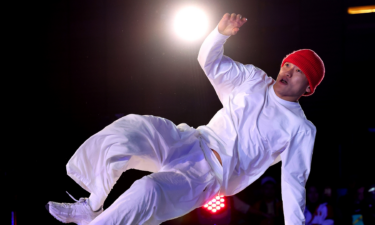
[197,26,317,225]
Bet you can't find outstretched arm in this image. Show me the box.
[198,13,262,104]
[280,130,316,225]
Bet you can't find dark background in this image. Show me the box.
[3,0,374,224]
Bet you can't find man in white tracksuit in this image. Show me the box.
[47,13,325,225]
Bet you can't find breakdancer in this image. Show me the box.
[47,13,324,225]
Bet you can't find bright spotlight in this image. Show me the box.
[174,7,208,41]
[202,194,226,213]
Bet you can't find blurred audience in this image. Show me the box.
[337,180,375,225]
[364,184,375,224]
[322,184,335,206]
[192,175,373,225]
[304,183,334,225]
[245,176,284,225]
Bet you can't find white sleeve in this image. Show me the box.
[280,130,316,225]
[271,155,281,166]
[197,26,259,104]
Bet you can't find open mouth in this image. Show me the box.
[280,78,288,85]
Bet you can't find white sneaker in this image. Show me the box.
[46,192,103,225]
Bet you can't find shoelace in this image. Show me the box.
[65,191,103,213]
[60,191,88,208]
[66,191,79,202]
[66,191,102,212]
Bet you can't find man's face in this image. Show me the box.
[356,187,365,201]
[273,62,311,102]
[263,182,276,199]
[307,186,319,203]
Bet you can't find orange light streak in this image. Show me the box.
[348,5,375,14]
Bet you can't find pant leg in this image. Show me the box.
[90,139,221,225]
[66,114,201,205]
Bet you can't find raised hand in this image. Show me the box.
[218,13,247,36]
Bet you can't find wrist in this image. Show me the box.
[215,25,231,38]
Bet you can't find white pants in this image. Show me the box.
[66,114,221,224]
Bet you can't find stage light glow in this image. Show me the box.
[348,5,375,14]
[202,194,226,213]
[174,7,208,41]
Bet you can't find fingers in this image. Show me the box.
[236,14,248,25]
[222,13,230,20]
[220,13,247,36]
[232,27,240,35]
[225,13,247,23]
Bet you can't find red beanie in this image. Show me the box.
[281,49,325,96]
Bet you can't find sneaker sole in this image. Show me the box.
[46,202,92,225]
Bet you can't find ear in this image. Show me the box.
[305,85,311,93]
